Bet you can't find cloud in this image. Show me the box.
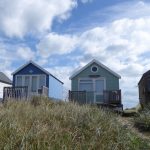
[34,6,150,107]
[0,0,77,38]
[17,46,35,60]
[37,33,77,57]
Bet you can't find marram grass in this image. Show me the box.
[0,97,149,150]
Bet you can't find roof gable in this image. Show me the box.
[138,70,150,85]
[12,61,64,84]
[12,60,50,75]
[70,59,121,79]
[0,72,12,84]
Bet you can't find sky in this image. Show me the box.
[0,0,150,108]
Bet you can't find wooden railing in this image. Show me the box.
[3,86,28,101]
[69,90,86,104]
[103,90,121,105]
[69,90,121,105]
[42,86,49,97]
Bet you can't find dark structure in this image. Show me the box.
[138,70,150,105]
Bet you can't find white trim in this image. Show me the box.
[70,59,121,79]
[91,65,98,73]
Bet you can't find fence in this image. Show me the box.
[3,86,28,101]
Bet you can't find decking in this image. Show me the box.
[3,86,49,101]
[69,90,122,107]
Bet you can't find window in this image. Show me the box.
[91,65,98,73]
[31,76,37,92]
[79,79,93,91]
[24,76,30,87]
[95,80,104,93]
[16,76,22,86]
[39,75,46,88]
[79,78,105,94]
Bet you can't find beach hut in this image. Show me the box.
[69,59,122,108]
[3,61,63,100]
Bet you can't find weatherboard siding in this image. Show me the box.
[71,62,119,103]
[0,82,12,98]
[49,76,63,100]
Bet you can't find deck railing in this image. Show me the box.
[103,90,121,104]
[3,86,28,101]
[41,86,49,97]
[69,90,121,105]
[69,91,86,104]
[3,86,49,101]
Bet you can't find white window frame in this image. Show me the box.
[15,74,46,93]
[91,65,99,73]
[78,77,106,95]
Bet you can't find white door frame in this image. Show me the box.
[94,78,106,103]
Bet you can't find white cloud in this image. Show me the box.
[0,0,77,38]
[17,46,35,60]
[35,12,150,108]
[37,33,77,57]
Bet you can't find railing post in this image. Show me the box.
[69,90,70,101]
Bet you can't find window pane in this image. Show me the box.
[79,83,93,91]
[95,80,104,93]
[31,76,37,92]
[16,76,22,86]
[24,76,30,87]
[39,75,46,88]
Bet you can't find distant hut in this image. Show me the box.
[138,70,150,105]
[0,72,12,99]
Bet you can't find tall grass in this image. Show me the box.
[134,105,150,132]
[0,97,149,150]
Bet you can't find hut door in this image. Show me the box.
[94,79,105,103]
[31,76,38,96]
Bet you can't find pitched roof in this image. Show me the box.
[138,70,150,85]
[70,59,121,79]
[12,60,63,84]
[0,72,12,84]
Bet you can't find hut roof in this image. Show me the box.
[0,72,12,85]
[138,70,150,85]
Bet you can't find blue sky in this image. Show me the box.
[0,0,150,108]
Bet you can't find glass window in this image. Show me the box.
[79,82,93,91]
[31,76,37,92]
[91,65,98,73]
[16,76,22,86]
[95,80,104,93]
[39,75,46,88]
[24,76,30,87]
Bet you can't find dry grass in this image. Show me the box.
[0,97,149,150]
[134,105,150,132]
